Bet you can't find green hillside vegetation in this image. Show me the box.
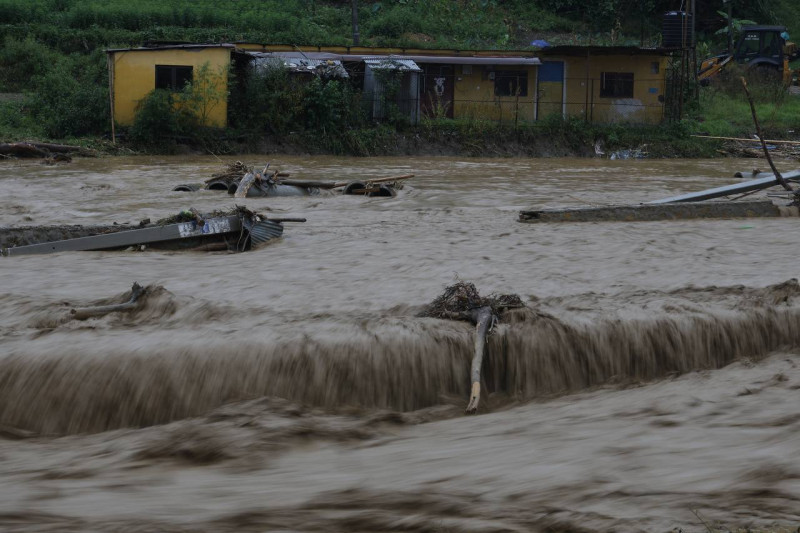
[0,0,797,155]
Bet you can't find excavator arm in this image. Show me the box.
[698,53,733,84]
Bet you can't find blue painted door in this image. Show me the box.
[537,61,564,119]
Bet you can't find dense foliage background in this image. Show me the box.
[0,0,797,150]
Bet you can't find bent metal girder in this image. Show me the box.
[647,170,800,204]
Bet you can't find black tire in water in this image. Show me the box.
[342,181,366,195]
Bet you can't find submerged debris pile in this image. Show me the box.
[420,282,525,414]
[419,282,524,321]
[155,205,265,226]
[177,161,412,198]
[207,161,251,185]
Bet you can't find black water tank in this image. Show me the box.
[663,11,694,48]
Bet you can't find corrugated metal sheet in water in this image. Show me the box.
[249,220,284,247]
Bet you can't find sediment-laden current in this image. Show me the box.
[1,156,799,532]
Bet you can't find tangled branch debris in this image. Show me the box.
[419,282,524,321]
[205,161,252,186]
[420,282,525,414]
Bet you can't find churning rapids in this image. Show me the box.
[1,156,799,532]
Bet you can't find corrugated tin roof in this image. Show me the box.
[105,43,235,53]
[248,52,349,78]
[364,57,422,72]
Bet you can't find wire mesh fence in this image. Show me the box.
[362,72,668,125]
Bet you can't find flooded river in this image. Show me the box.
[1,156,799,532]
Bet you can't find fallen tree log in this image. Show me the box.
[466,306,494,414]
[419,282,524,414]
[70,282,146,320]
[234,172,258,198]
[331,174,414,188]
[277,174,414,190]
[0,142,89,158]
[0,143,48,158]
[24,142,85,154]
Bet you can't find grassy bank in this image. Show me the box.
[692,91,800,139]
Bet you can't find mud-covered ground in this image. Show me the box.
[1,156,799,532]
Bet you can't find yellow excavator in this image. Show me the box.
[698,25,799,85]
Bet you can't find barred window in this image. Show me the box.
[494,70,528,97]
[600,72,633,98]
[155,65,193,91]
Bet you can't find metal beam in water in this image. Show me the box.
[647,170,800,204]
[519,199,786,223]
[3,216,242,257]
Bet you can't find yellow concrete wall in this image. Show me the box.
[452,65,537,123]
[111,47,231,127]
[546,54,667,124]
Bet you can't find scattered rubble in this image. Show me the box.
[174,162,413,198]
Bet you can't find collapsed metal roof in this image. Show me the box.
[363,57,423,72]
[246,52,349,78]
[276,52,540,66]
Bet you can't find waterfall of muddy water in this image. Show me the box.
[1,156,799,531]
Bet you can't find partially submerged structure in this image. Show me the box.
[0,207,303,256]
[519,170,800,223]
[106,42,671,133]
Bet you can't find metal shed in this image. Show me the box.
[363,57,422,124]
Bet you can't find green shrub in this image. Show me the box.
[128,89,179,150]
[176,62,230,128]
[229,63,304,138]
[302,77,364,132]
[29,50,109,138]
[0,37,58,92]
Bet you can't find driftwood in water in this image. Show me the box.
[740,77,792,191]
[274,174,414,190]
[420,282,523,414]
[234,172,258,198]
[70,282,146,320]
[331,174,415,188]
[466,306,493,413]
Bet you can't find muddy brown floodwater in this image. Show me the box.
[1,155,799,532]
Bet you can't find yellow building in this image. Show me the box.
[539,46,668,124]
[246,44,669,125]
[106,44,235,130]
[106,43,670,133]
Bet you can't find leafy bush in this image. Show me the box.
[0,37,58,92]
[176,62,230,127]
[127,61,231,151]
[128,89,179,150]
[29,50,109,138]
[229,63,303,138]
